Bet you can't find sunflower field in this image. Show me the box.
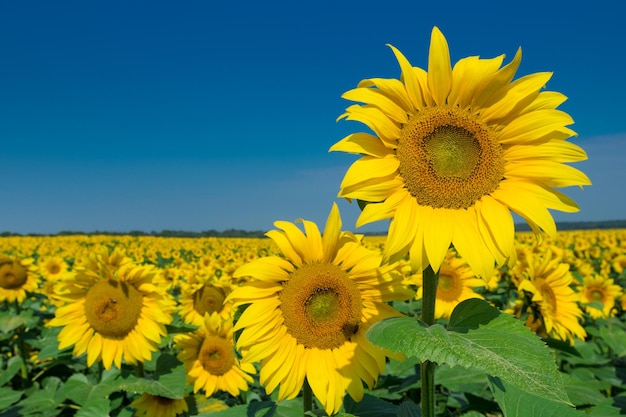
[1,226,626,417]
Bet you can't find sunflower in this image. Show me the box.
[178,271,234,326]
[516,250,586,343]
[417,249,485,319]
[130,393,188,417]
[578,274,623,319]
[226,203,412,416]
[330,26,590,278]
[38,255,70,281]
[174,312,255,397]
[0,255,39,303]
[47,248,174,370]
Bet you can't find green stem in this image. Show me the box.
[302,378,313,415]
[13,300,29,387]
[135,361,145,378]
[421,265,439,417]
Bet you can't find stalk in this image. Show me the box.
[420,265,439,417]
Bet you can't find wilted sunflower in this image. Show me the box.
[578,274,623,319]
[227,203,412,416]
[330,26,590,278]
[517,250,586,343]
[47,248,174,369]
[174,312,255,397]
[417,249,485,319]
[131,393,188,417]
[0,256,39,303]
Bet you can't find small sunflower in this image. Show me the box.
[178,272,234,326]
[417,250,485,319]
[516,250,586,343]
[0,256,39,303]
[330,26,590,278]
[38,255,70,281]
[578,274,623,319]
[174,312,255,397]
[227,203,412,416]
[131,393,188,417]
[47,248,174,369]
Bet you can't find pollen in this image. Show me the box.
[280,263,362,350]
[396,106,504,209]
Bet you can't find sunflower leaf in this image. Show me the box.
[367,299,571,406]
[488,376,584,417]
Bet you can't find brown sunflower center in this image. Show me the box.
[590,290,604,302]
[84,279,143,339]
[0,260,28,290]
[193,285,226,316]
[540,282,557,313]
[198,335,235,376]
[437,271,462,301]
[48,264,61,275]
[280,263,362,350]
[396,106,504,209]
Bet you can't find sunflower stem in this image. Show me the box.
[135,361,145,378]
[302,378,313,415]
[13,300,29,387]
[421,265,439,417]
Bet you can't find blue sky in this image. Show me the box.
[1,1,625,234]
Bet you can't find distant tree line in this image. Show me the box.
[2,220,626,238]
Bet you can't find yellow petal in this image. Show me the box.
[387,44,421,111]
[504,140,588,163]
[296,218,323,263]
[357,77,414,112]
[322,202,342,262]
[383,195,419,264]
[265,230,302,266]
[339,155,399,189]
[449,55,504,108]
[356,190,405,227]
[427,26,452,106]
[329,132,393,157]
[505,160,591,187]
[478,195,515,261]
[423,208,453,271]
[233,256,293,281]
[498,109,574,144]
[342,87,408,123]
[338,105,400,142]
[472,47,522,109]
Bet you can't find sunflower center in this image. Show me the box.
[48,264,61,275]
[198,335,235,376]
[396,106,504,209]
[193,285,226,316]
[0,261,28,290]
[436,272,462,301]
[539,283,557,313]
[590,290,604,302]
[84,279,143,339]
[280,263,362,350]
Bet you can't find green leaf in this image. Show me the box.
[561,373,607,406]
[435,364,487,393]
[17,377,65,416]
[343,394,398,417]
[0,387,22,409]
[367,299,570,405]
[489,376,583,417]
[0,356,25,386]
[115,355,186,399]
[598,326,626,357]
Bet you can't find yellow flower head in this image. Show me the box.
[516,249,586,343]
[578,274,623,319]
[330,26,590,278]
[47,248,174,370]
[0,256,39,303]
[178,270,235,326]
[227,203,412,416]
[174,312,255,397]
[417,250,485,319]
[131,393,188,417]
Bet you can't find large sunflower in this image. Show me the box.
[516,249,586,343]
[47,248,174,370]
[226,203,412,416]
[174,312,255,397]
[330,26,590,278]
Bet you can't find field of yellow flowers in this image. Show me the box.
[1,229,626,416]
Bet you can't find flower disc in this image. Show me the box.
[193,285,227,316]
[397,106,504,209]
[0,259,28,290]
[280,263,362,350]
[198,335,236,376]
[84,279,144,339]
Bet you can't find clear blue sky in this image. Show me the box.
[1,1,624,234]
